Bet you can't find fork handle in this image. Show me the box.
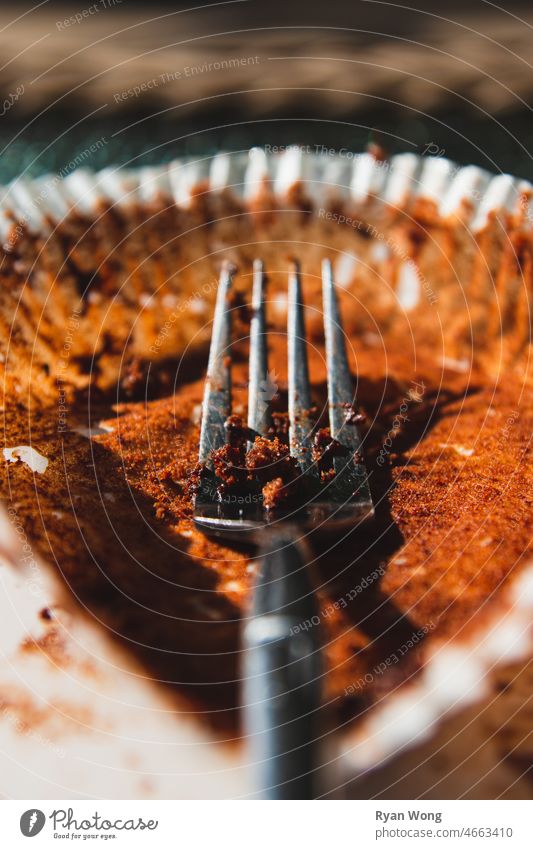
[243,535,324,799]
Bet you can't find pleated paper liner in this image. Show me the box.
[0,148,531,794]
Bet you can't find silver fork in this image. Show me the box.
[194,257,374,799]
[195,258,374,534]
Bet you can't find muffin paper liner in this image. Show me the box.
[1,147,532,243]
[0,148,531,789]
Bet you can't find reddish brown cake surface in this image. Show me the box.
[0,177,531,758]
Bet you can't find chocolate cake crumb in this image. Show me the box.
[343,403,366,426]
[269,412,290,439]
[160,460,185,482]
[367,136,388,162]
[120,357,147,399]
[212,444,248,496]
[190,418,364,509]
[186,462,204,498]
[312,427,347,475]
[224,414,249,448]
[262,477,288,510]
[245,436,298,484]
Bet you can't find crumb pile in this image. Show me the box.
[192,414,337,510]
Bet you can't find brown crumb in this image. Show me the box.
[367,138,388,162]
[224,414,249,448]
[262,477,288,510]
[245,436,298,484]
[343,403,366,426]
[120,357,147,399]
[312,427,347,473]
[269,412,290,439]
[158,459,188,487]
[212,444,247,494]
[186,462,205,498]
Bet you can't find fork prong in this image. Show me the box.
[322,258,358,443]
[247,259,271,441]
[288,260,317,476]
[198,262,235,464]
[322,258,373,505]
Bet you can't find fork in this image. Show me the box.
[195,258,374,533]
[194,257,374,798]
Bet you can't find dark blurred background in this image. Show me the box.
[1,0,533,181]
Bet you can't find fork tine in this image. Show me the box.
[198,262,235,464]
[322,258,373,505]
[321,258,358,441]
[287,260,317,476]
[247,259,271,440]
